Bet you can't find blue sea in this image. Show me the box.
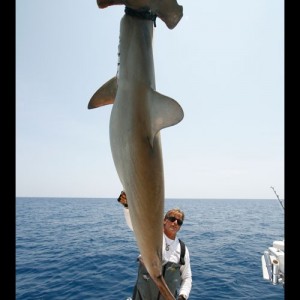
[16,198,284,299]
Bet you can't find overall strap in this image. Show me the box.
[178,239,186,265]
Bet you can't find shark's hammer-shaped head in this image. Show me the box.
[96,0,183,29]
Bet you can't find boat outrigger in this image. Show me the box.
[261,187,284,286]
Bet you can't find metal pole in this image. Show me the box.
[270,186,284,210]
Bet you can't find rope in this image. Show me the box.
[125,6,157,27]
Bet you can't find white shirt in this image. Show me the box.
[123,208,192,298]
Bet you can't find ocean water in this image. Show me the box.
[16,198,284,299]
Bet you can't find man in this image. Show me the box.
[118,191,192,300]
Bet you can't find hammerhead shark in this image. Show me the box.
[88,8,184,300]
[96,0,183,29]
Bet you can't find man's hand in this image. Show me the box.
[177,295,187,300]
[117,191,128,208]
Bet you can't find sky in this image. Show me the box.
[16,0,284,199]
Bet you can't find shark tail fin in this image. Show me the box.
[153,275,176,300]
[88,76,117,109]
[149,89,184,147]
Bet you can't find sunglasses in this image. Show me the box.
[166,216,183,226]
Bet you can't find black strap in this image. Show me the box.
[125,6,157,27]
[178,239,186,265]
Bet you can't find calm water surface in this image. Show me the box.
[16,198,284,299]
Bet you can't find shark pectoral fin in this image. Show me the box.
[149,89,184,147]
[88,76,117,109]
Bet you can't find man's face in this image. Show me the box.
[163,212,183,236]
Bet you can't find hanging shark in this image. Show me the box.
[88,9,183,300]
[96,0,183,29]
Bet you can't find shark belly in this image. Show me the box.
[109,79,165,277]
[110,15,173,296]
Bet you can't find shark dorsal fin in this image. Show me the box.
[88,76,117,109]
[149,89,184,147]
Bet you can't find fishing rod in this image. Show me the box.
[270,186,284,210]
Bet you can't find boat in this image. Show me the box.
[261,187,284,286]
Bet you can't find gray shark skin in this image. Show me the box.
[96,0,183,29]
[88,13,183,300]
